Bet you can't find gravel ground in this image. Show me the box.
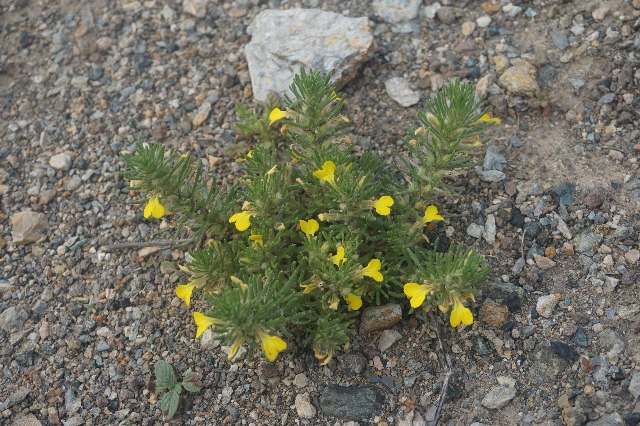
[1,0,639,425]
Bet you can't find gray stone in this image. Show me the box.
[576,232,603,253]
[11,211,48,244]
[476,169,506,182]
[536,294,559,318]
[483,145,506,171]
[49,153,72,170]
[466,223,484,239]
[499,60,540,97]
[372,0,420,24]
[377,329,402,353]
[552,31,569,50]
[65,175,83,191]
[597,93,616,107]
[586,413,625,426]
[625,249,640,264]
[0,387,31,410]
[359,303,402,334]
[598,329,624,350]
[65,389,81,414]
[245,9,374,101]
[629,371,640,400]
[385,77,419,107]
[320,385,384,421]
[481,385,516,409]
[0,306,30,333]
[183,0,207,18]
[340,353,367,375]
[555,213,573,239]
[436,6,456,24]
[295,393,316,419]
[484,214,496,244]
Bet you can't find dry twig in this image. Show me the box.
[102,239,189,252]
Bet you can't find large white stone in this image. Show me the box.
[245,9,374,101]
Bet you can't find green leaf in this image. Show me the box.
[181,381,201,393]
[154,360,177,392]
[159,389,180,420]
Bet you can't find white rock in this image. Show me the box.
[484,214,496,244]
[481,385,516,409]
[49,153,72,170]
[294,393,316,419]
[536,294,559,318]
[293,373,308,388]
[245,9,374,101]
[192,102,212,127]
[467,223,484,239]
[476,16,492,28]
[385,77,420,107]
[423,2,441,19]
[373,0,420,23]
[625,249,639,264]
[11,211,48,244]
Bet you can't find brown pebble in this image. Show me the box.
[562,242,575,256]
[544,246,556,258]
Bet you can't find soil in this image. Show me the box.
[0,1,638,425]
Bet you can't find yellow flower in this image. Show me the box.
[477,113,501,125]
[315,346,334,366]
[299,219,319,237]
[422,205,444,224]
[269,108,290,125]
[373,196,394,216]
[313,161,336,184]
[144,196,165,219]
[194,312,220,338]
[449,300,473,328]
[339,114,350,123]
[331,246,346,267]
[414,126,426,135]
[331,90,342,101]
[361,259,383,282]
[176,282,197,306]
[403,283,432,309]
[229,211,252,231]
[257,331,287,362]
[300,283,317,294]
[228,336,244,360]
[246,150,253,158]
[249,234,263,246]
[345,293,362,311]
[230,275,248,291]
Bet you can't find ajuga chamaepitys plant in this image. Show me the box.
[122,68,499,364]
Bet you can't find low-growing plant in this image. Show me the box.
[154,360,201,420]
[123,68,499,365]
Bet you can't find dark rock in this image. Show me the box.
[319,385,384,421]
[537,64,558,88]
[552,182,575,206]
[89,64,104,81]
[340,353,367,375]
[624,412,640,426]
[572,327,589,347]
[509,209,525,228]
[473,335,492,356]
[524,221,542,238]
[19,31,34,48]
[550,340,578,361]
[483,282,524,312]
